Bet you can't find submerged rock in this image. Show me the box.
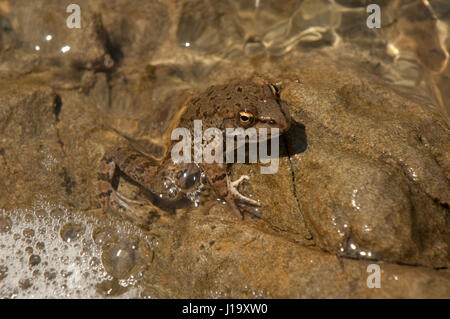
[0,1,113,75]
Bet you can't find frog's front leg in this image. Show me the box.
[98,147,160,225]
[227,175,260,206]
[203,163,261,219]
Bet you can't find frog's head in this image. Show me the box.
[225,81,291,136]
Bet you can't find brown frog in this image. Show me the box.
[98,77,291,224]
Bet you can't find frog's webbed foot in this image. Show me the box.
[109,191,154,227]
[227,175,261,207]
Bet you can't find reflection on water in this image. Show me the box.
[1,0,448,130]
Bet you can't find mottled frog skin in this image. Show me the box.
[98,78,291,224]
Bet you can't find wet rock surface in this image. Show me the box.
[142,213,450,298]
[0,1,113,75]
[0,0,449,298]
[281,55,450,268]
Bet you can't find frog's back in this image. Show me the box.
[179,81,266,129]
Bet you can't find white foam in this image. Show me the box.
[0,198,152,298]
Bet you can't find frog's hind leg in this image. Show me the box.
[98,148,159,226]
[98,152,117,213]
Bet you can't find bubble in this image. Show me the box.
[43,269,57,281]
[29,255,41,267]
[168,187,179,198]
[49,207,65,218]
[22,228,35,238]
[92,227,116,245]
[97,279,129,296]
[23,213,35,223]
[101,240,138,279]
[34,209,48,219]
[60,270,72,278]
[162,177,173,189]
[60,256,70,265]
[0,215,12,233]
[176,165,201,191]
[89,257,100,268]
[60,223,85,243]
[1,202,144,298]
[18,278,33,290]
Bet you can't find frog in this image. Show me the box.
[98,77,291,225]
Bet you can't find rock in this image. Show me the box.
[94,0,170,63]
[230,144,313,244]
[143,213,450,298]
[0,77,106,210]
[0,82,62,208]
[281,56,450,268]
[0,1,113,76]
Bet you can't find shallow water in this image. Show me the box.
[0,0,449,298]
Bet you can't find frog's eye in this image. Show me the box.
[269,84,280,97]
[239,111,254,127]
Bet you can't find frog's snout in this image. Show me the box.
[257,104,291,133]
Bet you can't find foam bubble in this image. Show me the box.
[0,198,153,298]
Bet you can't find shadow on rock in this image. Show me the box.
[283,119,308,157]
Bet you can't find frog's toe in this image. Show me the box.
[223,194,245,220]
[230,175,250,188]
[227,175,261,207]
